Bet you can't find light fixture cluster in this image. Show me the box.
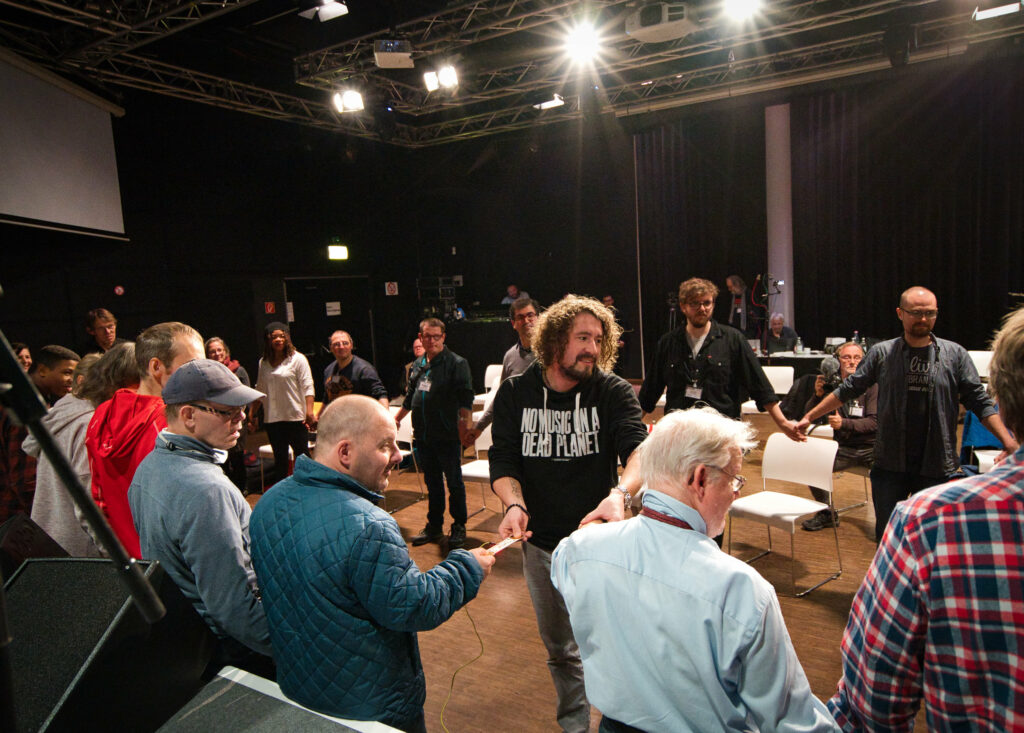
[423,64,458,92]
[332,89,363,113]
[972,0,1022,20]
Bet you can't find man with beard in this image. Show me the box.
[465,296,540,443]
[639,277,801,440]
[488,294,648,733]
[798,286,1017,541]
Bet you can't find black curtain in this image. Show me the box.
[634,107,768,373]
[791,56,1024,349]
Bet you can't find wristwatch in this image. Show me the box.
[612,484,632,510]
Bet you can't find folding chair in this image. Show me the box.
[728,434,842,596]
[741,366,795,415]
[472,364,502,408]
[388,406,425,513]
[461,424,499,519]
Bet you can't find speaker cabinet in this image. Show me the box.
[4,558,216,732]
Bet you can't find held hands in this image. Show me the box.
[304,412,318,431]
[462,426,480,449]
[779,419,806,442]
[468,548,496,576]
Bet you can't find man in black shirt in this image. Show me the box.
[395,318,474,549]
[320,330,389,414]
[489,295,648,733]
[639,278,801,441]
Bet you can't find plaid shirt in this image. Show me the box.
[0,405,37,522]
[828,447,1024,731]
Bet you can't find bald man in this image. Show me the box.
[798,287,1017,541]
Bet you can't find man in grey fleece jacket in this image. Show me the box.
[129,358,272,675]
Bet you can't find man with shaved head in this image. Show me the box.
[799,286,1018,541]
[250,395,493,731]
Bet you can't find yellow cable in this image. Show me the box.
[439,605,485,733]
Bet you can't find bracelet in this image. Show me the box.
[504,503,530,518]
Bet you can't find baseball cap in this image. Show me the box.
[162,359,264,407]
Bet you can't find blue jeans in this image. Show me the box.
[415,439,466,528]
[869,466,953,542]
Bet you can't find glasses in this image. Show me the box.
[188,403,244,421]
[902,309,938,319]
[513,312,538,322]
[712,465,746,495]
[419,333,444,341]
[682,299,715,310]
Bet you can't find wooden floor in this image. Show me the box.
[249,417,927,732]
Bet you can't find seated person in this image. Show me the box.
[801,342,877,531]
[765,312,799,353]
[552,407,836,732]
[129,359,273,675]
[501,283,530,305]
[250,395,493,732]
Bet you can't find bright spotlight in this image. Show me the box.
[565,22,601,63]
[438,64,458,89]
[332,89,364,113]
[723,0,761,21]
[423,71,439,92]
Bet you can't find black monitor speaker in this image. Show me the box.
[3,558,216,732]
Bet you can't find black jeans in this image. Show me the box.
[869,466,952,541]
[264,420,308,487]
[415,439,466,528]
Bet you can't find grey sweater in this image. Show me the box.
[24,394,103,557]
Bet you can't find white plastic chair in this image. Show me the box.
[805,423,870,514]
[741,366,795,415]
[387,406,425,512]
[728,434,842,596]
[968,350,992,379]
[472,364,503,407]
[461,424,499,518]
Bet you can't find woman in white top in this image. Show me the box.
[249,322,315,486]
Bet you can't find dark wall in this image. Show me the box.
[1,92,641,390]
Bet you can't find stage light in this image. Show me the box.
[423,71,439,92]
[723,0,760,21]
[532,93,564,110]
[973,1,1021,20]
[332,89,364,113]
[565,22,600,63]
[437,64,458,89]
[328,243,349,260]
[298,0,347,22]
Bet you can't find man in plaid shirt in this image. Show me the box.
[829,305,1024,731]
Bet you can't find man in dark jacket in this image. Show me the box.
[395,318,474,549]
[251,396,493,732]
[489,294,649,733]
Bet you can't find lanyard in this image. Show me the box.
[639,506,695,532]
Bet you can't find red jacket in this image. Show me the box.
[86,389,166,558]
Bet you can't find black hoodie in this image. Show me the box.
[489,361,648,552]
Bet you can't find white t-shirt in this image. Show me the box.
[256,351,314,423]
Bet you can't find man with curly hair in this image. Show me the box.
[488,294,649,733]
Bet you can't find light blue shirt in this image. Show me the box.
[551,490,837,732]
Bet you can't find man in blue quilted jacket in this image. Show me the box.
[250,395,494,732]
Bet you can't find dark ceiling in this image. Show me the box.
[2,0,1023,147]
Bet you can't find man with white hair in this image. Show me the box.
[552,407,837,732]
[829,305,1024,731]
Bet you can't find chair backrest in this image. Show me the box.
[761,433,838,494]
[484,364,502,391]
[762,366,794,395]
[389,406,416,446]
[968,350,992,379]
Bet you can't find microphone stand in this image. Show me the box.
[0,329,167,729]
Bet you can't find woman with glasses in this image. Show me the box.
[249,323,315,487]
